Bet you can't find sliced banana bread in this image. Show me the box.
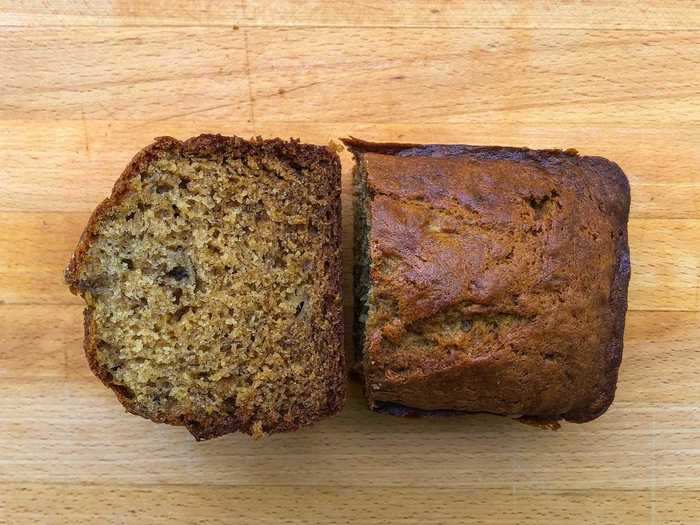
[344,137,630,424]
[66,134,344,439]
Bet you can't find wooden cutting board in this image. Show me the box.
[1,2,699,523]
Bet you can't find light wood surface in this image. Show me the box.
[1,1,699,524]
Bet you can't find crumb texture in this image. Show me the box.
[67,135,343,438]
[350,142,630,422]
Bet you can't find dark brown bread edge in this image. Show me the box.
[342,137,631,425]
[564,155,631,423]
[66,134,345,439]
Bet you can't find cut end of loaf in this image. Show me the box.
[66,135,344,439]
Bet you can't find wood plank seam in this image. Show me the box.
[0,24,698,31]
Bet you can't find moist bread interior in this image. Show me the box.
[76,150,337,435]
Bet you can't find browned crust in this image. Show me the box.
[66,134,344,440]
[343,137,630,425]
[562,155,630,422]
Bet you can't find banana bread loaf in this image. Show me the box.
[345,138,630,424]
[66,134,344,439]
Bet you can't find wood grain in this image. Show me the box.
[1,377,699,492]
[1,0,699,29]
[1,1,699,523]
[5,485,698,525]
[3,27,698,124]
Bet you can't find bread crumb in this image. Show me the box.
[67,135,345,439]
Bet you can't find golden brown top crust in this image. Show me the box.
[345,138,630,422]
